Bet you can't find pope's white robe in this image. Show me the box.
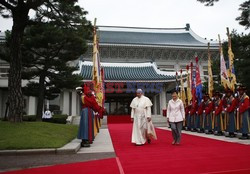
[130,95,157,145]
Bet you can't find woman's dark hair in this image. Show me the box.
[171,90,178,95]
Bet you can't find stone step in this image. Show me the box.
[71,115,108,127]
[72,116,80,125]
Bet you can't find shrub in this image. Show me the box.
[23,114,68,124]
[23,115,36,122]
[43,114,68,124]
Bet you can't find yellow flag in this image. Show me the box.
[208,43,214,98]
[180,69,187,106]
[92,18,103,106]
[227,28,237,92]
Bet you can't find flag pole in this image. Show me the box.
[226,27,232,79]
[207,42,213,98]
[208,42,210,98]
[226,27,231,49]
[218,34,222,50]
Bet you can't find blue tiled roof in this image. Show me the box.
[97,26,218,47]
[79,62,175,82]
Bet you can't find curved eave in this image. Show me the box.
[87,42,219,50]
[81,79,176,83]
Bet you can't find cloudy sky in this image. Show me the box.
[0,0,247,40]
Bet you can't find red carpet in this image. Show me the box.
[1,158,120,174]
[107,115,131,124]
[2,123,250,174]
[108,123,250,174]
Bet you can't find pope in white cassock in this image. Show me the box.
[130,89,157,145]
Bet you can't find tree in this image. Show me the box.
[197,0,250,30]
[0,0,92,122]
[236,1,250,30]
[0,0,47,122]
[23,0,92,120]
[1,1,92,120]
[197,0,219,6]
[207,31,250,93]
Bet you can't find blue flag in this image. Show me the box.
[195,57,203,105]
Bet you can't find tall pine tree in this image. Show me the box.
[0,0,46,122]
[0,0,93,120]
[22,1,92,120]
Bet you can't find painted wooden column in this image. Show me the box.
[153,95,157,115]
[71,91,77,116]
[27,96,36,115]
[160,87,167,110]
[62,90,70,115]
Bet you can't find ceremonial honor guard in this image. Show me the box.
[225,89,237,137]
[204,94,214,134]
[213,92,224,136]
[190,99,198,132]
[237,86,249,139]
[77,85,105,147]
[197,98,205,133]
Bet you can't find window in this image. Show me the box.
[0,67,9,78]
[160,65,175,69]
[203,66,208,70]
[158,65,175,72]
[180,65,188,70]
[0,68,9,73]
[161,69,175,72]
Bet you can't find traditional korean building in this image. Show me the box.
[0,24,219,118]
[76,24,219,116]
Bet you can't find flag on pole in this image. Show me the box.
[100,68,105,106]
[175,71,180,93]
[227,27,237,92]
[186,65,192,105]
[191,62,196,104]
[180,69,187,106]
[231,65,237,91]
[218,34,230,90]
[207,43,214,98]
[92,18,104,107]
[195,56,203,105]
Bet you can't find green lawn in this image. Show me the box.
[0,121,78,150]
